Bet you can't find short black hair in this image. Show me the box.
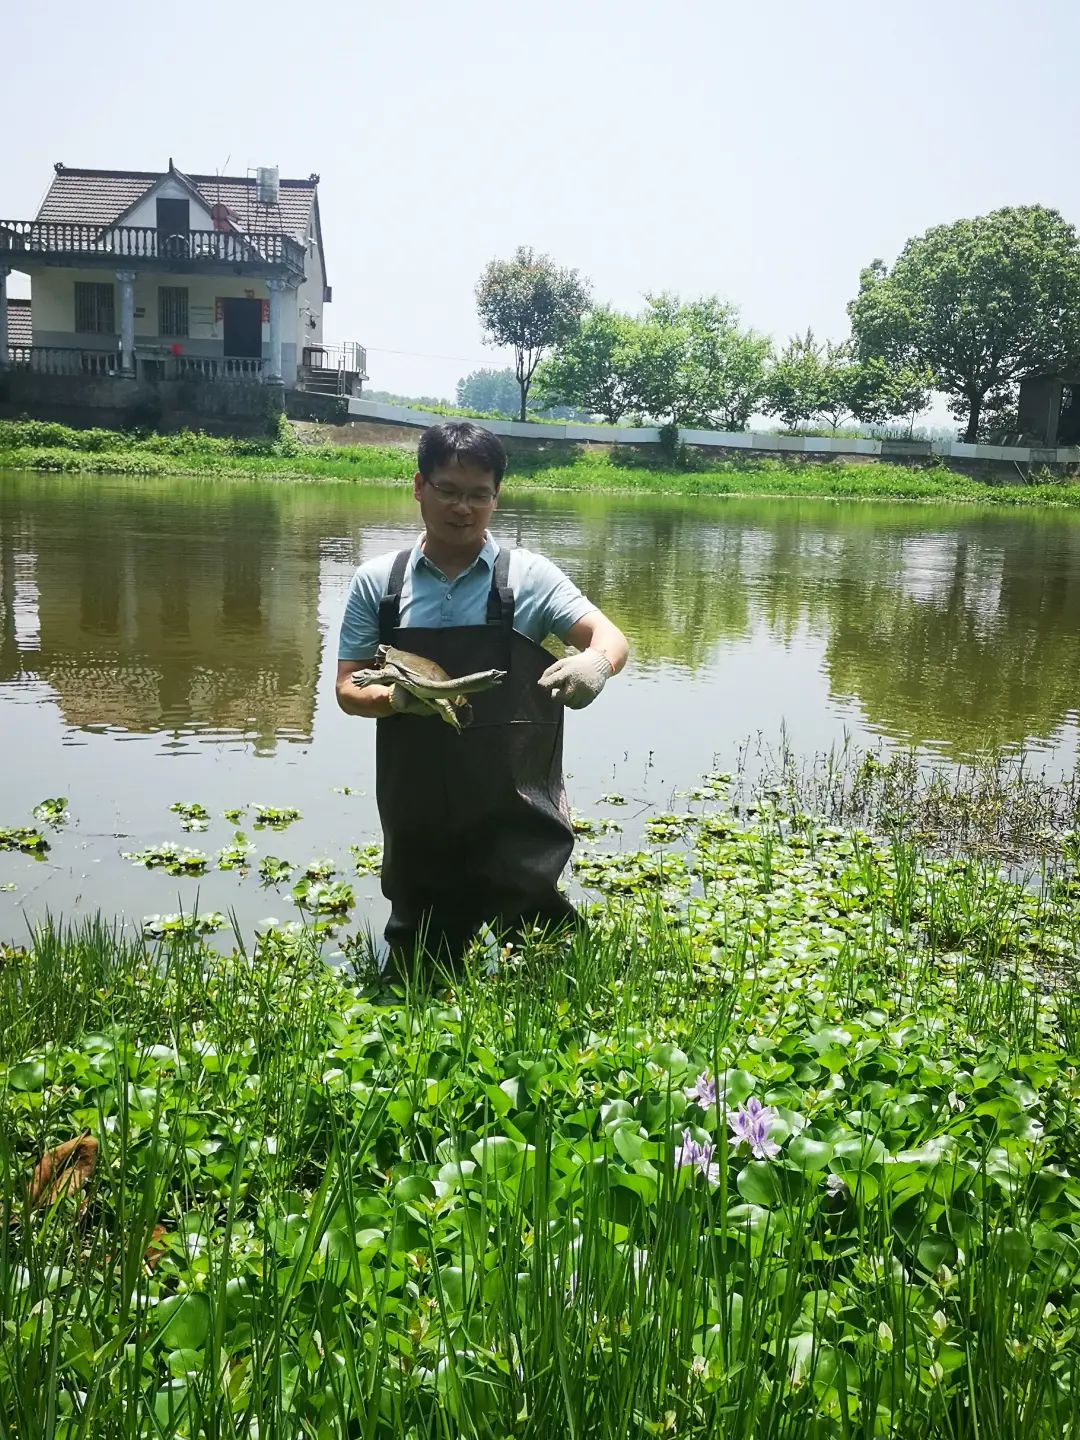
[417,421,507,486]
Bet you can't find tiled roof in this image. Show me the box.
[35,165,318,245]
[7,298,31,348]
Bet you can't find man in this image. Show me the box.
[336,420,628,967]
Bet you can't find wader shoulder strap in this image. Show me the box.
[378,549,412,644]
[486,547,515,636]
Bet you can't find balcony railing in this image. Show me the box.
[174,355,264,382]
[0,221,306,276]
[6,346,264,382]
[8,344,121,376]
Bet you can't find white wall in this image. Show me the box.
[345,398,1080,464]
[29,266,304,381]
[295,228,325,362]
[119,177,214,231]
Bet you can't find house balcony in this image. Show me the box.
[0,221,306,278]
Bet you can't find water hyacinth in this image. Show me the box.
[727,1095,781,1160]
[674,1129,719,1182]
[690,1069,717,1109]
[4,766,1080,1436]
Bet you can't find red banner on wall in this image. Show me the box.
[214,298,270,324]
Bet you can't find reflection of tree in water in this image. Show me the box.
[824,523,1080,753]
[519,495,1080,756]
[0,479,324,751]
[3,475,1080,761]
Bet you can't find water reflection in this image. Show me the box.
[0,480,323,750]
[1,474,1079,761]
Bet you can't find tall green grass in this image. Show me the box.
[2,419,1079,506]
[3,804,1080,1436]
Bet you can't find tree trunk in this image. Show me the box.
[963,394,983,443]
[519,379,528,423]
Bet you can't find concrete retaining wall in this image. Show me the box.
[0,369,283,436]
[345,397,1080,469]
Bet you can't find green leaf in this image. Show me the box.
[787,1136,833,1172]
[737,1161,780,1206]
[8,1060,46,1090]
[393,1175,434,1204]
[612,1126,644,1164]
[156,1294,210,1351]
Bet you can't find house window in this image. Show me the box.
[159,287,189,338]
[74,282,115,334]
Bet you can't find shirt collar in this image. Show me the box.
[411,531,499,578]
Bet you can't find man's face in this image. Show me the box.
[414,460,499,550]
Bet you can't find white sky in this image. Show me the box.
[6,0,1080,405]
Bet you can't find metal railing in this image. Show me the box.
[7,344,121,376]
[0,221,306,275]
[299,341,368,395]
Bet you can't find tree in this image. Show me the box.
[455,368,521,417]
[475,247,591,421]
[533,307,647,424]
[846,357,934,434]
[634,295,771,430]
[848,206,1080,442]
[816,339,856,432]
[762,330,830,430]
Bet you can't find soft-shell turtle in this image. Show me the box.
[351,645,507,731]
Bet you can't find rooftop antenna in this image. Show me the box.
[215,155,231,204]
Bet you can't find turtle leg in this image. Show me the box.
[433,698,463,730]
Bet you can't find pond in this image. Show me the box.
[2,469,1079,939]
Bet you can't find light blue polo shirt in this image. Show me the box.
[338,532,598,660]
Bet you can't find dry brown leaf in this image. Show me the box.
[28,1133,99,1209]
[144,1224,169,1270]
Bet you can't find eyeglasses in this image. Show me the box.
[424,479,498,507]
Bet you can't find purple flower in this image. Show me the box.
[825,1173,848,1199]
[674,1129,719,1181]
[727,1098,781,1161]
[692,1071,717,1110]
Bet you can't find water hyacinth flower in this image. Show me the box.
[825,1173,848,1200]
[690,1070,717,1110]
[727,1096,781,1160]
[674,1129,719,1182]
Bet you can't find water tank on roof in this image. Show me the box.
[256,166,280,206]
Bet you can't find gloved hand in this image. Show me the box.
[537,650,614,710]
[390,684,438,718]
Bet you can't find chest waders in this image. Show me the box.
[375,547,577,963]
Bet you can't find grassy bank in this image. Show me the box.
[2,418,1080,506]
[4,775,1080,1436]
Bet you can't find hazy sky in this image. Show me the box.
[7,0,1080,403]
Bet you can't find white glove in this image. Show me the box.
[390,684,439,718]
[538,650,613,709]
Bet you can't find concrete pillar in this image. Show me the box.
[0,266,10,369]
[116,269,136,375]
[266,276,287,384]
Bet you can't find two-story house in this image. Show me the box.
[1,160,365,395]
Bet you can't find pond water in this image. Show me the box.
[2,469,1079,941]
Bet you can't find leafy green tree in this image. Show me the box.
[634,295,771,430]
[848,206,1080,442]
[846,357,935,434]
[475,247,591,421]
[762,330,830,430]
[816,339,856,432]
[533,308,648,424]
[455,368,521,417]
